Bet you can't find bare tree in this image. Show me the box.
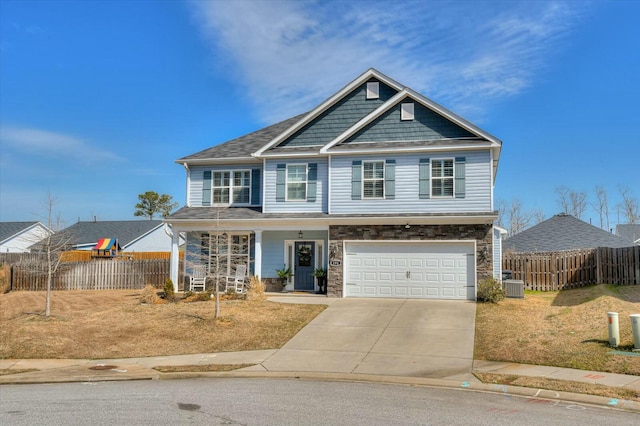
[532,208,546,224]
[555,186,571,214]
[29,194,73,317]
[592,186,610,230]
[618,186,639,224]
[555,185,587,219]
[184,208,226,318]
[507,198,532,237]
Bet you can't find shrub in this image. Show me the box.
[163,278,175,300]
[477,277,505,303]
[246,276,266,301]
[140,284,160,304]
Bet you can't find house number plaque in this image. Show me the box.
[330,259,342,267]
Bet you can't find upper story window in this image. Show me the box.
[363,161,385,198]
[213,171,230,203]
[366,82,380,99]
[210,170,250,205]
[232,171,250,204]
[431,159,454,197]
[286,164,307,201]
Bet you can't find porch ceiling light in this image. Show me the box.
[298,230,304,239]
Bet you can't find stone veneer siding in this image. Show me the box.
[327,224,493,298]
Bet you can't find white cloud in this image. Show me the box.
[0,126,124,164]
[189,0,589,123]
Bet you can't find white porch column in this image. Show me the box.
[170,231,180,292]
[254,229,263,279]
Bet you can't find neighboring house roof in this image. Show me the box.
[62,220,166,249]
[0,222,40,245]
[503,214,631,253]
[616,224,640,245]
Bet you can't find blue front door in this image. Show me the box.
[294,242,315,291]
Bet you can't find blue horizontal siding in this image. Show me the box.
[344,100,475,143]
[264,158,328,213]
[329,151,492,214]
[262,230,328,278]
[188,165,262,207]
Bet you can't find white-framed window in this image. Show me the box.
[366,82,379,99]
[212,171,230,204]
[286,164,307,201]
[363,160,384,199]
[431,159,454,197]
[401,102,414,120]
[211,170,251,205]
[232,170,250,204]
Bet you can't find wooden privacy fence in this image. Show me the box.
[10,259,176,291]
[503,246,640,291]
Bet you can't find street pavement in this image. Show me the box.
[1,294,639,412]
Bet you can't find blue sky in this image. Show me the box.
[1,0,638,231]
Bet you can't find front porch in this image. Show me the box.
[170,227,328,294]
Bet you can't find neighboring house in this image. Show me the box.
[62,220,176,252]
[616,224,640,246]
[0,221,53,253]
[166,68,502,300]
[503,213,630,253]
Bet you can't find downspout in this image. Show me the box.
[183,162,191,207]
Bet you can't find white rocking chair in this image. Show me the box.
[189,266,207,292]
[225,265,247,294]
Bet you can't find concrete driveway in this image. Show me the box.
[262,298,476,380]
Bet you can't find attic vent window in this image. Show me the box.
[366,82,379,99]
[401,102,414,121]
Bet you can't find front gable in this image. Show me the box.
[275,78,399,148]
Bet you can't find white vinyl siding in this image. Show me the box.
[264,158,328,213]
[330,151,492,214]
[188,165,261,207]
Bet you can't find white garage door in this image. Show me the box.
[344,241,475,300]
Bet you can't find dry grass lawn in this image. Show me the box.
[475,284,640,375]
[474,372,640,402]
[0,290,326,359]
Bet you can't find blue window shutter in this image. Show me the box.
[251,168,261,205]
[385,159,395,200]
[351,160,362,200]
[307,163,317,202]
[455,157,466,198]
[419,159,430,199]
[202,171,212,206]
[276,164,286,202]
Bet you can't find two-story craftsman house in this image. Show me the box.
[166,68,502,299]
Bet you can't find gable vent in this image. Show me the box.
[366,82,379,99]
[401,102,414,120]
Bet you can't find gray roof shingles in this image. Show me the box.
[0,222,39,243]
[62,220,164,247]
[616,224,640,244]
[503,214,631,253]
[177,113,308,161]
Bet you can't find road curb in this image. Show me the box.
[156,370,640,414]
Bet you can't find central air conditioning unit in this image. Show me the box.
[503,279,525,298]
